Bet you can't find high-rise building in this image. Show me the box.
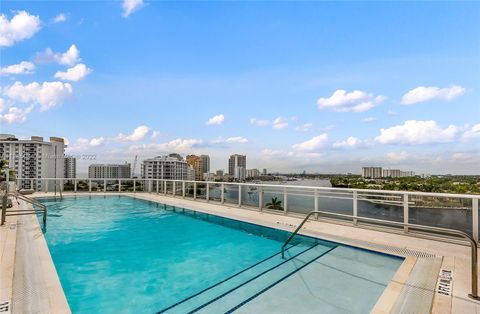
[234,166,246,181]
[200,155,210,174]
[262,168,267,175]
[0,134,66,191]
[228,154,246,180]
[64,156,76,178]
[186,155,204,181]
[361,167,383,178]
[142,156,190,180]
[216,169,224,176]
[382,169,401,178]
[88,163,131,179]
[246,169,260,178]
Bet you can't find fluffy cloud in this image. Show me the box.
[452,153,480,164]
[213,136,248,144]
[52,13,67,23]
[35,44,81,66]
[401,85,465,105]
[4,81,73,111]
[462,123,480,141]
[54,63,92,81]
[0,61,35,75]
[89,137,105,147]
[144,138,203,153]
[387,151,409,163]
[151,131,161,140]
[362,117,376,123]
[317,89,385,112]
[332,137,364,149]
[250,118,270,126]
[0,105,33,123]
[272,117,288,129]
[295,123,313,132]
[292,133,328,152]
[0,11,41,47]
[205,114,225,125]
[122,0,144,18]
[375,120,458,145]
[117,125,150,142]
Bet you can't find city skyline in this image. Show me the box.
[1,2,479,175]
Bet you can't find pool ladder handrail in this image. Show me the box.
[281,210,480,301]
[2,191,47,227]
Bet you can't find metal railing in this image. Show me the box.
[1,191,47,227]
[281,210,480,301]
[14,177,480,241]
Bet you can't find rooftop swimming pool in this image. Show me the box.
[38,196,403,313]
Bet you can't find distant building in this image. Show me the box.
[382,169,401,178]
[142,156,190,180]
[0,134,66,191]
[246,168,260,178]
[229,154,246,180]
[200,155,210,174]
[186,155,204,181]
[362,167,383,179]
[216,169,224,176]
[204,173,215,181]
[64,157,76,178]
[262,168,267,175]
[400,171,415,177]
[88,163,131,179]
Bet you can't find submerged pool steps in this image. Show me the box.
[158,243,336,314]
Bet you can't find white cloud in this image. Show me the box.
[452,153,480,164]
[151,131,161,140]
[117,125,150,142]
[332,137,364,149]
[0,98,4,112]
[0,105,32,124]
[4,81,73,111]
[387,151,409,163]
[54,63,92,81]
[89,137,105,147]
[215,136,248,144]
[250,118,270,126]
[317,89,385,112]
[122,0,144,18]
[295,123,313,132]
[0,61,35,75]
[361,117,376,123]
[401,85,465,105]
[151,138,203,152]
[35,44,81,66]
[52,13,67,23]
[462,123,480,141]
[272,117,288,129]
[205,114,225,125]
[375,120,458,145]
[292,133,328,152]
[0,11,41,47]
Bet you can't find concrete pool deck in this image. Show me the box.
[1,191,480,313]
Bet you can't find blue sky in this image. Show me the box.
[1,1,479,175]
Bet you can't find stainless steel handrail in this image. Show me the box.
[7,192,47,227]
[281,210,480,301]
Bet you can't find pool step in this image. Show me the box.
[158,244,312,314]
[193,244,336,314]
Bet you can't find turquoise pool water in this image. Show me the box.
[38,196,403,314]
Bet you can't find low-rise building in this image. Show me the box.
[142,156,190,180]
[88,163,131,179]
[361,167,383,179]
[246,168,260,178]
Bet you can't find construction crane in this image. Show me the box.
[132,155,138,178]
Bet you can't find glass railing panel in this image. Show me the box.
[196,183,207,199]
[76,180,89,192]
[318,189,354,216]
[285,187,315,216]
[185,182,195,198]
[63,180,75,191]
[261,186,284,213]
[105,180,118,192]
[224,184,239,205]
[357,191,403,223]
[135,180,145,192]
[208,183,222,202]
[241,185,259,208]
[409,195,472,236]
[120,180,134,192]
[91,180,104,192]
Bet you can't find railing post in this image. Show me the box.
[259,186,263,211]
[45,179,49,193]
[133,179,136,193]
[74,179,77,193]
[172,181,176,197]
[30,179,33,190]
[238,184,242,207]
[403,193,409,233]
[182,181,185,198]
[206,182,210,202]
[314,189,319,220]
[119,179,121,192]
[1,193,7,226]
[88,179,91,193]
[156,180,159,194]
[221,183,225,204]
[194,182,197,200]
[353,191,358,225]
[473,198,479,243]
[164,180,167,195]
[283,187,288,214]
[104,179,107,193]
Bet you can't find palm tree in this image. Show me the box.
[265,197,283,210]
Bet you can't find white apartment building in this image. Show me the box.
[361,167,383,179]
[88,163,131,179]
[246,168,260,178]
[142,156,190,180]
[229,154,246,181]
[382,169,401,178]
[64,156,76,178]
[234,166,246,181]
[0,134,66,191]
